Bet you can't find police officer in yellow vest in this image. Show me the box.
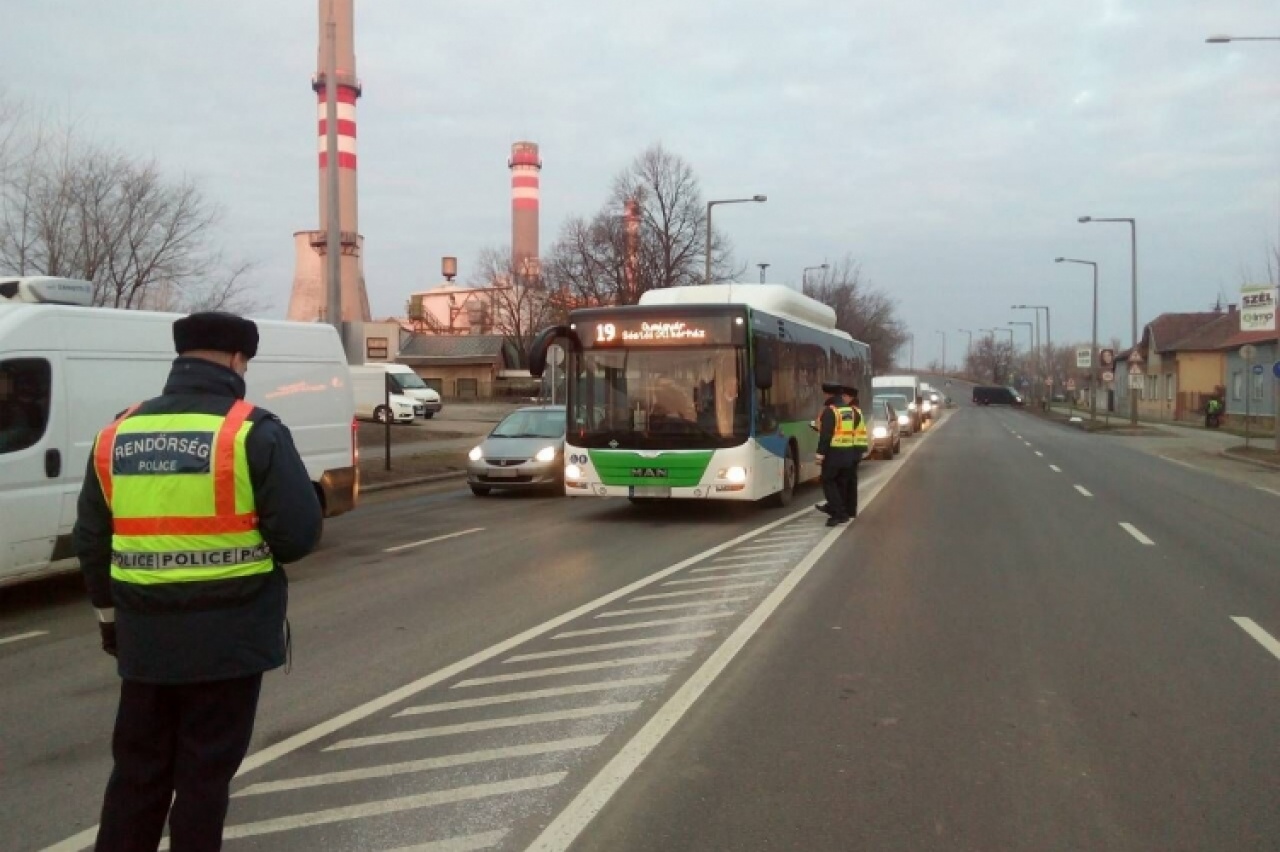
[815,380,868,526]
[75,311,322,851]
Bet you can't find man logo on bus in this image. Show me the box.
[631,468,669,478]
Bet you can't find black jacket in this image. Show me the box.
[816,402,861,465]
[75,357,323,683]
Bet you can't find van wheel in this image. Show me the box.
[374,406,391,424]
[766,446,797,508]
[470,485,491,496]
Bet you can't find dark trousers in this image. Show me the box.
[844,454,863,516]
[821,462,854,520]
[96,674,262,852]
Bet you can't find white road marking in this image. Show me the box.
[0,630,47,647]
[1119,522,1155,545]
[220,774,564,841]
[1024,441,1032,447]
[1035,451,1044,458]
[384,527,483,554]
[326,703,641,751]
[1160,455,1197,471]
[728,544,807,554]
[754,532,818,542]
[504,632,715,664]
[631,583,768,602]
[691,561,786,573]
[237,738,603,796]
[453,652,694,688]
[1050,465,1062,473]
[384,830,509,852]
[595,598,751,618]
[663,570,784,585]
[1255,486,1280,498]
[397,678,667,716]
[556,614,736,638]
[1232,617,1280,662]
[1074,485,1094,498]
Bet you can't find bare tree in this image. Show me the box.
[0,108,265,314]
[801,254,909,374]
[965,335,1015,384]
[469,245,559,367]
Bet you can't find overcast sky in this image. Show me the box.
[11,0,1280,363]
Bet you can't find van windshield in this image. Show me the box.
[392,371,429,390]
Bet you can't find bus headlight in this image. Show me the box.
[535,446,557,463]
[468,446,483,462]
[718,466,747,483]
[872,426,888,439]
[565,464,583,480]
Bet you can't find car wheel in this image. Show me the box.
[469,485,491,497]
[374,405,390,424]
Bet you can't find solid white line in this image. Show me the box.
[1160,455,1197,471]
[385,830,509,852]
[631,583,768,602]
[1074,485,1094,498]
[663,570,784,585]
[326,703,640,750]
[595,598,751,618]
[237,738,603,796]
[691,562,786,573]
[1035,451,1044,458]
[504,633,715,663]
[221,774,564,841]
[525,517,855,851]
[556,614,736,638]
[1119,522,1155,545]
[1050,465,1062,473]
[1232,617,1280,662]
[397,678,667,716]
[0,630,47,647]
[453,652,694,688]
[384,528,484,554]
[1254,486,1280,498]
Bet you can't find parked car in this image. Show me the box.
[873,393,914,436]
[973,386,1024,406]
[865,398,901,459]
[467,405,566,496]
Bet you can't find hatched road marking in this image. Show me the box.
[1232,617,1280,663]
[1074,485,1094,498]
[503,633,716,663]
[595,598,751,618]
[1050,465,1062,473]
[385,830,510,852]
[1119,522,1155,546]
[452,652,695,688]
[395,678,667,717]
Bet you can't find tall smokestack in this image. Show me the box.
[287,0,372,324]
[509,141,542,276]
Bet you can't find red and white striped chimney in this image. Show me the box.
[510,141,542,275]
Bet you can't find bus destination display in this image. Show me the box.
[581,315,740,347]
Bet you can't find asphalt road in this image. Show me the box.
[3,400,1277,851]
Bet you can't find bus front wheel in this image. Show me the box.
[766,447,797,508]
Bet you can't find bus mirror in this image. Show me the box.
[528,325,580,377]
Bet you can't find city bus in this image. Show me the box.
[528,284,871,506]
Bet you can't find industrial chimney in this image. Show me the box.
[509,142,542,276]
[287,0,372,324]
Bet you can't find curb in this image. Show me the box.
[1219,449,1280,472]
[360,470,468,494]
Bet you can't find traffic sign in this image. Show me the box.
[1253,363,1266,376]
[1067,378,1077,390]
[1128,374,1143,390]
[1274,360,1280,380]
[1076,347,1091,368]
[1127,361,1143,375]
[1241,344,1258,361]
[1100,348,1115,368]
[1102,370,1115,382]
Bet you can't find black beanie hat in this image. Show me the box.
[173,311,259,359]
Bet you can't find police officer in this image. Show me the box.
[815,380,859,526]
[75,311,323,851]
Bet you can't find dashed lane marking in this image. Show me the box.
[395,678,667,717]
[1119,522,1155,546]
[1074,485,1094,498]
[1160,456,1197,471]
[1035,451,1044,457]
[1050,465,1062,473]
[384,528,484,554]
[0,630,48,647]
[1232,617,1280,663]
[503,632,715,664]
[325,704,641,751]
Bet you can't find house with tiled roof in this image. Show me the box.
[1217,327,1277,428]
[1113,309,1227,421]
[396,334,524,399]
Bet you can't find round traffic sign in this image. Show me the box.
[1253,363,1266,376]
[1274,360,1280,380]
[1241,344,1258,361]
[1102,370,1115,382]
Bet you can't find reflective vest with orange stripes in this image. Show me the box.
[93,400,273,594]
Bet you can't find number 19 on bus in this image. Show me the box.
[596,323,617,343]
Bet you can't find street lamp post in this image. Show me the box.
[936,330,947,373]
[802,264,828,288]
[1009,321,1034,382]
[705,195,767,285]
[1207,34,1280,451]
[1056,257,1100,421]
[957,329,973,375]
[1012,305,1051,405]
[1078,215,1137,425]
[908,333,915,371]
[757,263,770,283]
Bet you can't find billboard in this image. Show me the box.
[1241,283,1277,332]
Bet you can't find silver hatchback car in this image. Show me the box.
[467,405,566,496]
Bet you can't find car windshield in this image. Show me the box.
[393,371,429,390]
[491,409,566,439]
[571,347,748,449]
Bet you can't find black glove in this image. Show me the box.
[99,622,117,657]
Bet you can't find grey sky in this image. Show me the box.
[10,1,1280,363]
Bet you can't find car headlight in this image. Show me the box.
[908,401,917,410]
[716,466,748,483]
[535,446,557,463]
[898,414,909,425]
[872,426,888,438]
[565,464,583,480]
[468,446,483,462]
[922,401,932,412]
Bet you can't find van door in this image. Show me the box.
[0,355,65,581]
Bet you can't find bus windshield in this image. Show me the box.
[570,347,749,449]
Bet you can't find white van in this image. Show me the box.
[365,363,443,418]
[872,374,924,431]
[0,277,358,587]
[348,365,420,423]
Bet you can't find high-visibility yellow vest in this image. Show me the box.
[829,404,870,450]
[851,405,869,449]
[93,400,274,591]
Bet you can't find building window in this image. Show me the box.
[1165,373,1174,401]
[1232,370,1243,401]
[1252,371,1265,401]
[366,337,389,360]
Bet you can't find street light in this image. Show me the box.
[1056,256,1100,421]
[1078,215,1137,425]
[757,262,770,284]
[1009,320,1033,389]
[1012,304,1052,402]
[1207,34,1280,451]
[705,195,767,285]
[802,263,828,287]
[936,330,947,372]
[957,329,974,373]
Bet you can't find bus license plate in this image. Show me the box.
[630,486,671,498]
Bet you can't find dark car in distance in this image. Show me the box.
[973,386,1024,406]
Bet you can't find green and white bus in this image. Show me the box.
[528,284,871,506]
